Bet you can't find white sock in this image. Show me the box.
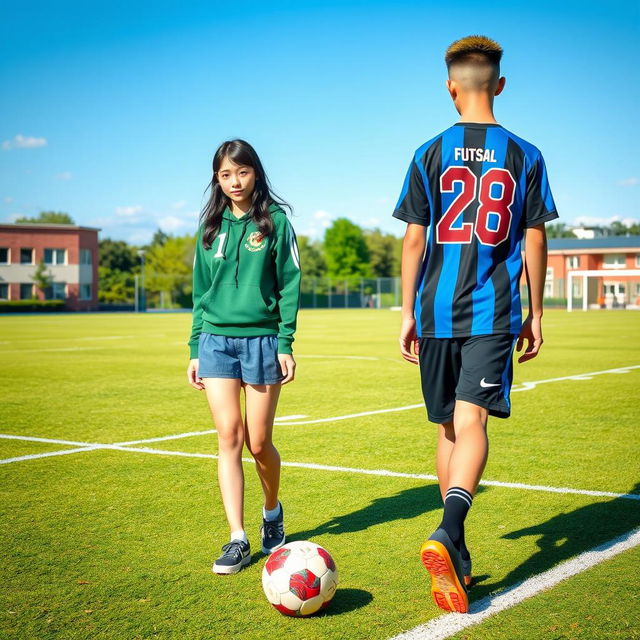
[230,530,248,544]
[263,502,281,521]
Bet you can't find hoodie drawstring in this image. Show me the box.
[234,219,250,288]
[220,218,231,259]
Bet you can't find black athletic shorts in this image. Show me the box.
[418,334,518,424]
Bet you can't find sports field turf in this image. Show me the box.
[1,309,639,640]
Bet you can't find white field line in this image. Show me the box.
[0,345,139,354]
[296,354,380,361]
[263,364,640,425]
[114,430,217,446]
[511,364,640,392]
[390,527,640,640]
[0,446,101,465]
[5,433,637,502]
[0,434,98,447]
[275,415,309,421]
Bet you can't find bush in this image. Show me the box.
[0,300,65,313]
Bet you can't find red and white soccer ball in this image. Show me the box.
[262,541,338,616]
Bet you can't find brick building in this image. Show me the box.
[521,235,640,308]
[0,223,100,311]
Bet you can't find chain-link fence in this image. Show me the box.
[100,273,401,311]
[300,276,400,309]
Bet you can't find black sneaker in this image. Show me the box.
[420,528,469,613]
[260,503,285,554]
[212,540,251,575]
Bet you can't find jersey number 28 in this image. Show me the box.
[436,166,515,246]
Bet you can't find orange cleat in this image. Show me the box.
[420,528,469,613]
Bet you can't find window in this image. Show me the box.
[566,256,579,270]
[44,282,66,300]
[20,248,33,264]
[20,283,34,299]
[80,283,92,300]
[635,283,640,297]
[44,248,66,265]
[636,254,640,268]
[544,267,554,298]
[0,283,8,299]
[603,254,625,268]
[0,248,8,264]
[572,280,582,297]
[80,249,92,265]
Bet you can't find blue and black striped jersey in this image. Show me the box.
[393,123,558,338]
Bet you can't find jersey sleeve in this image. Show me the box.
[524,153,559,227]
[188,228,211,359]
[273,216,301,355]
[392,157,431,226]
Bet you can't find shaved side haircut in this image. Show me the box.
[445,35,503,91]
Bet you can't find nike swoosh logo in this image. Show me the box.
[480,378,501,388]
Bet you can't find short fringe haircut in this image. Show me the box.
[445,35,503,68]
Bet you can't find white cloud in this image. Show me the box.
[572,215,639,228]
[172,200,187,209]
[297,210,336,238]
[55,171,73,180]
[126,230,154,245]
[115,205,143,217]
[617,177,638,187]
[2,134,48,150]
[158,215,189,232]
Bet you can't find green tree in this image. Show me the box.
[364,229,401,277]
[15,211,75,224]
[145,234,194,308]
[97,267,136,304]
[99,238,139,272]
[30,260,53,297]
[324,218,371,277]
[546,223,575,239]
[150,228,170,247]
[609,220,640,236]
[297,235,326,277]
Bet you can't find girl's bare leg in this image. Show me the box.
[243,383,282,511]
[203,378,245,533]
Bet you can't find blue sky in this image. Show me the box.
[1,0,638,244]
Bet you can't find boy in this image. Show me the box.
[393,35,557,613]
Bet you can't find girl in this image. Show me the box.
[187,139,300,574]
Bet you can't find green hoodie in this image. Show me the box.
[188,204,301,358]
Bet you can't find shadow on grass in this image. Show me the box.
[289,483,446,541]
[470,482,640,607]
[319,588,373,616]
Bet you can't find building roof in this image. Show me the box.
[548,235,640,251]
[0,223,101,232]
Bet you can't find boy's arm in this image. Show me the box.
[399,223,426,364]
[517,224,547,363]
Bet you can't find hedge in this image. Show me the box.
[0,300,66,312]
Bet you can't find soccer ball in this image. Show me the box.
[262,541,338,616]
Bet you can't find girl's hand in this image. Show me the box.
[278,354,296,385]
[187,358,205,390]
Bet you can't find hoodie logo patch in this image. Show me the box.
[245,232,267,252]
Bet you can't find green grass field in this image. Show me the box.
[1,309,639,640]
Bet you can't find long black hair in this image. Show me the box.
[200,139,291,249]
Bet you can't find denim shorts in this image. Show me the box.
[197,333,283,385]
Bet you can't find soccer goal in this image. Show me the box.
[567,269,640,311]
